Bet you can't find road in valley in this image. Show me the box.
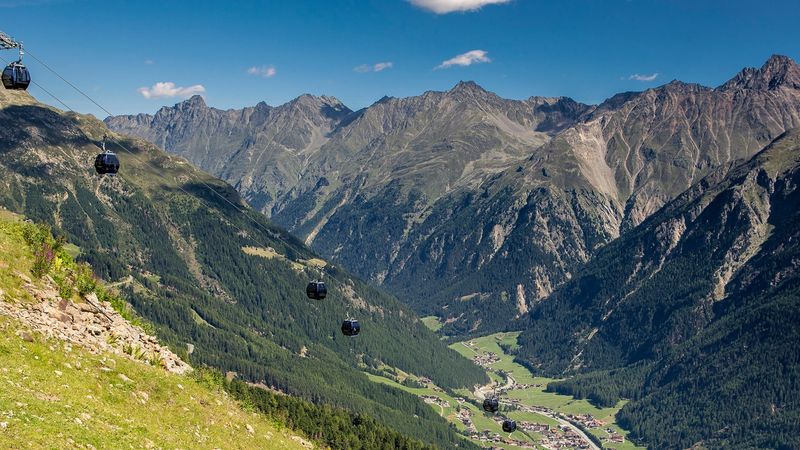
[460,338,601,450]
[481,370,601,450]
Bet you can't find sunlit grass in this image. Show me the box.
[0,318,305,449]
[0,211,306,449]
[242,246,282,259]
[421,315,443,332]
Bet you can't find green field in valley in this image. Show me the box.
[421,316,444,332]
[366,328,645,449]
[365,372,540,448]
[450,332,644,450]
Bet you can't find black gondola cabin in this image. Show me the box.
[482,397,499,413]
[94,152,120,175]
[2,62,30,90]
[502,419,517,433]
[341,319,360,336]
[306,281,327,300]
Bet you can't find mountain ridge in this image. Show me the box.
[106,54,800,336]
[520,128,800,449]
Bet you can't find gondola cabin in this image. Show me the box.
[502,419,517,433]
[341,319,360,337]
[94,152,120,175]
[306,281,327,300]
[2,62,30,90]
[482,397,499,413]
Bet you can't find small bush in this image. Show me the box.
[31,242,55,278]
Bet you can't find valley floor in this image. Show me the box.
[367,322,644,450]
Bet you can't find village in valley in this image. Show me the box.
[366,327,642,450]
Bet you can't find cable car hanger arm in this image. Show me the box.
[0,31,21,50]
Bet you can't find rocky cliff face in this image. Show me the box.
[592,56,800,231]
[106,55,800,335]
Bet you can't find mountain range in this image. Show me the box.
[107,54,800,336]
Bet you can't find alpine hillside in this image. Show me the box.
[0,210,312,449]
[519,129,800,449]
[0,87,486,449]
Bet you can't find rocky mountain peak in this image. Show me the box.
[287,94,352,119]
[447,80,490,97]
[591,91,642,115]
[291,93,321,105]
[181,94,208,109]
[290,93,342,107]
[721,54,800,91]
[657,79,710,95]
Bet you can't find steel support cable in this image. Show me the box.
[22,48,297,251]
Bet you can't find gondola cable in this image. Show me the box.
[20,48,317,269]
[7,62,264,254]
[13,48,359,335]
[28,47,338,306]
[23,48,281,233]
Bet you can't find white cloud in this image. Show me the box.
[409,0,511,14]
[354,61,394,73]
[137,82,206,99]
[436,50,491,69]
[628,73,659,82]
[247,65,277,78]
[144,59,155,65]
[373,62,393,72]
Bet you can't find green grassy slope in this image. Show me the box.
[0,318,308,449]
[0,211,307,449]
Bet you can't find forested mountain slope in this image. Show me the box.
[0,211,311,449]
[0,88,485,449]
[108,55,800,336]
[519,129,800,449]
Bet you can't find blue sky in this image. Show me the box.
[2,0,799,117]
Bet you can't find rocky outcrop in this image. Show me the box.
[0,274,190,375]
